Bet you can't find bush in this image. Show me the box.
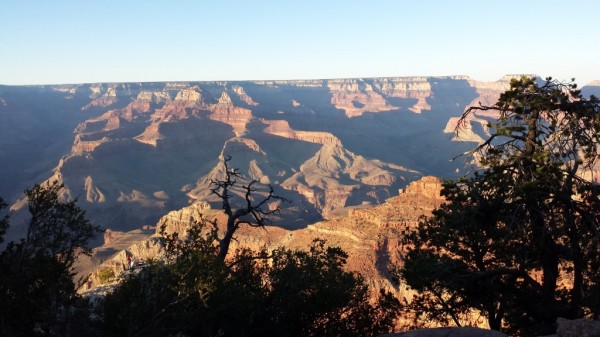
[97,268,116,284]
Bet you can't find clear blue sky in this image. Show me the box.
[1,0,599,85]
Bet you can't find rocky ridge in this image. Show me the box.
[79,176,445,301]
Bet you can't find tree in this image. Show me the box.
[0,181,101,336]
[101,221,228,336]
[209,155,287,261]
[23,180,101,269]
[262,239,400,337]
[399,77,600,335]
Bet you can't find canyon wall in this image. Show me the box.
[1,76,598,238]
[80,176,446,301]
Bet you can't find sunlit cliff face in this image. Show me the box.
[82,176,446,300]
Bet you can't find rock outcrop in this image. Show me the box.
[328,77,433,116]
[555,317,600,337]
[263,119,341,145]
[80,176,445,302]
[208,91,253,136]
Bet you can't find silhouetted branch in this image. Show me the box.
[210,155,289,261]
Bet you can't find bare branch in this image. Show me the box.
[210,155,290,261]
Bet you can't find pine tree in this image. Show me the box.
[399,77,600,335]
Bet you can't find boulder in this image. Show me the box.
[556,317,600,337]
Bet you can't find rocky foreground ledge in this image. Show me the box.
[379,317,600,337]
[380,327,506,337]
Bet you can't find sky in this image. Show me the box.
[1,0,599,86]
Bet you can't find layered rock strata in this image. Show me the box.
[80,176,445,304]
[5,75,596,237]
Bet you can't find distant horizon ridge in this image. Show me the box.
[7,73,592,87]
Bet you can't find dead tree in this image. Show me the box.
[210,155,287,262]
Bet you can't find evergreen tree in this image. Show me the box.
[0,181,101,336]
[399,77,600,335]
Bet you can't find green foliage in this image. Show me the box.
[100,222,399,337]
[25,180,101,269]
[399,77,600,336]
[0,181,101,336]
[263,239,400,337]
[97,268,116,284]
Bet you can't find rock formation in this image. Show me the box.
[328,77,433,116]
[555,317,600,337]
[2,76,598,239]
[79,176,445,302]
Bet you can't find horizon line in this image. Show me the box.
[0,73,555,87]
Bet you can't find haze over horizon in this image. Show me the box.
[1,0,599,86]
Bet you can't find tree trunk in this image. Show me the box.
[523,110,559,315]
[217,217,237,262]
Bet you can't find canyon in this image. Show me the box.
[1,76,599,301]
[1,75,545,234]
[3,77,599,229]
[0,76,548,231]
